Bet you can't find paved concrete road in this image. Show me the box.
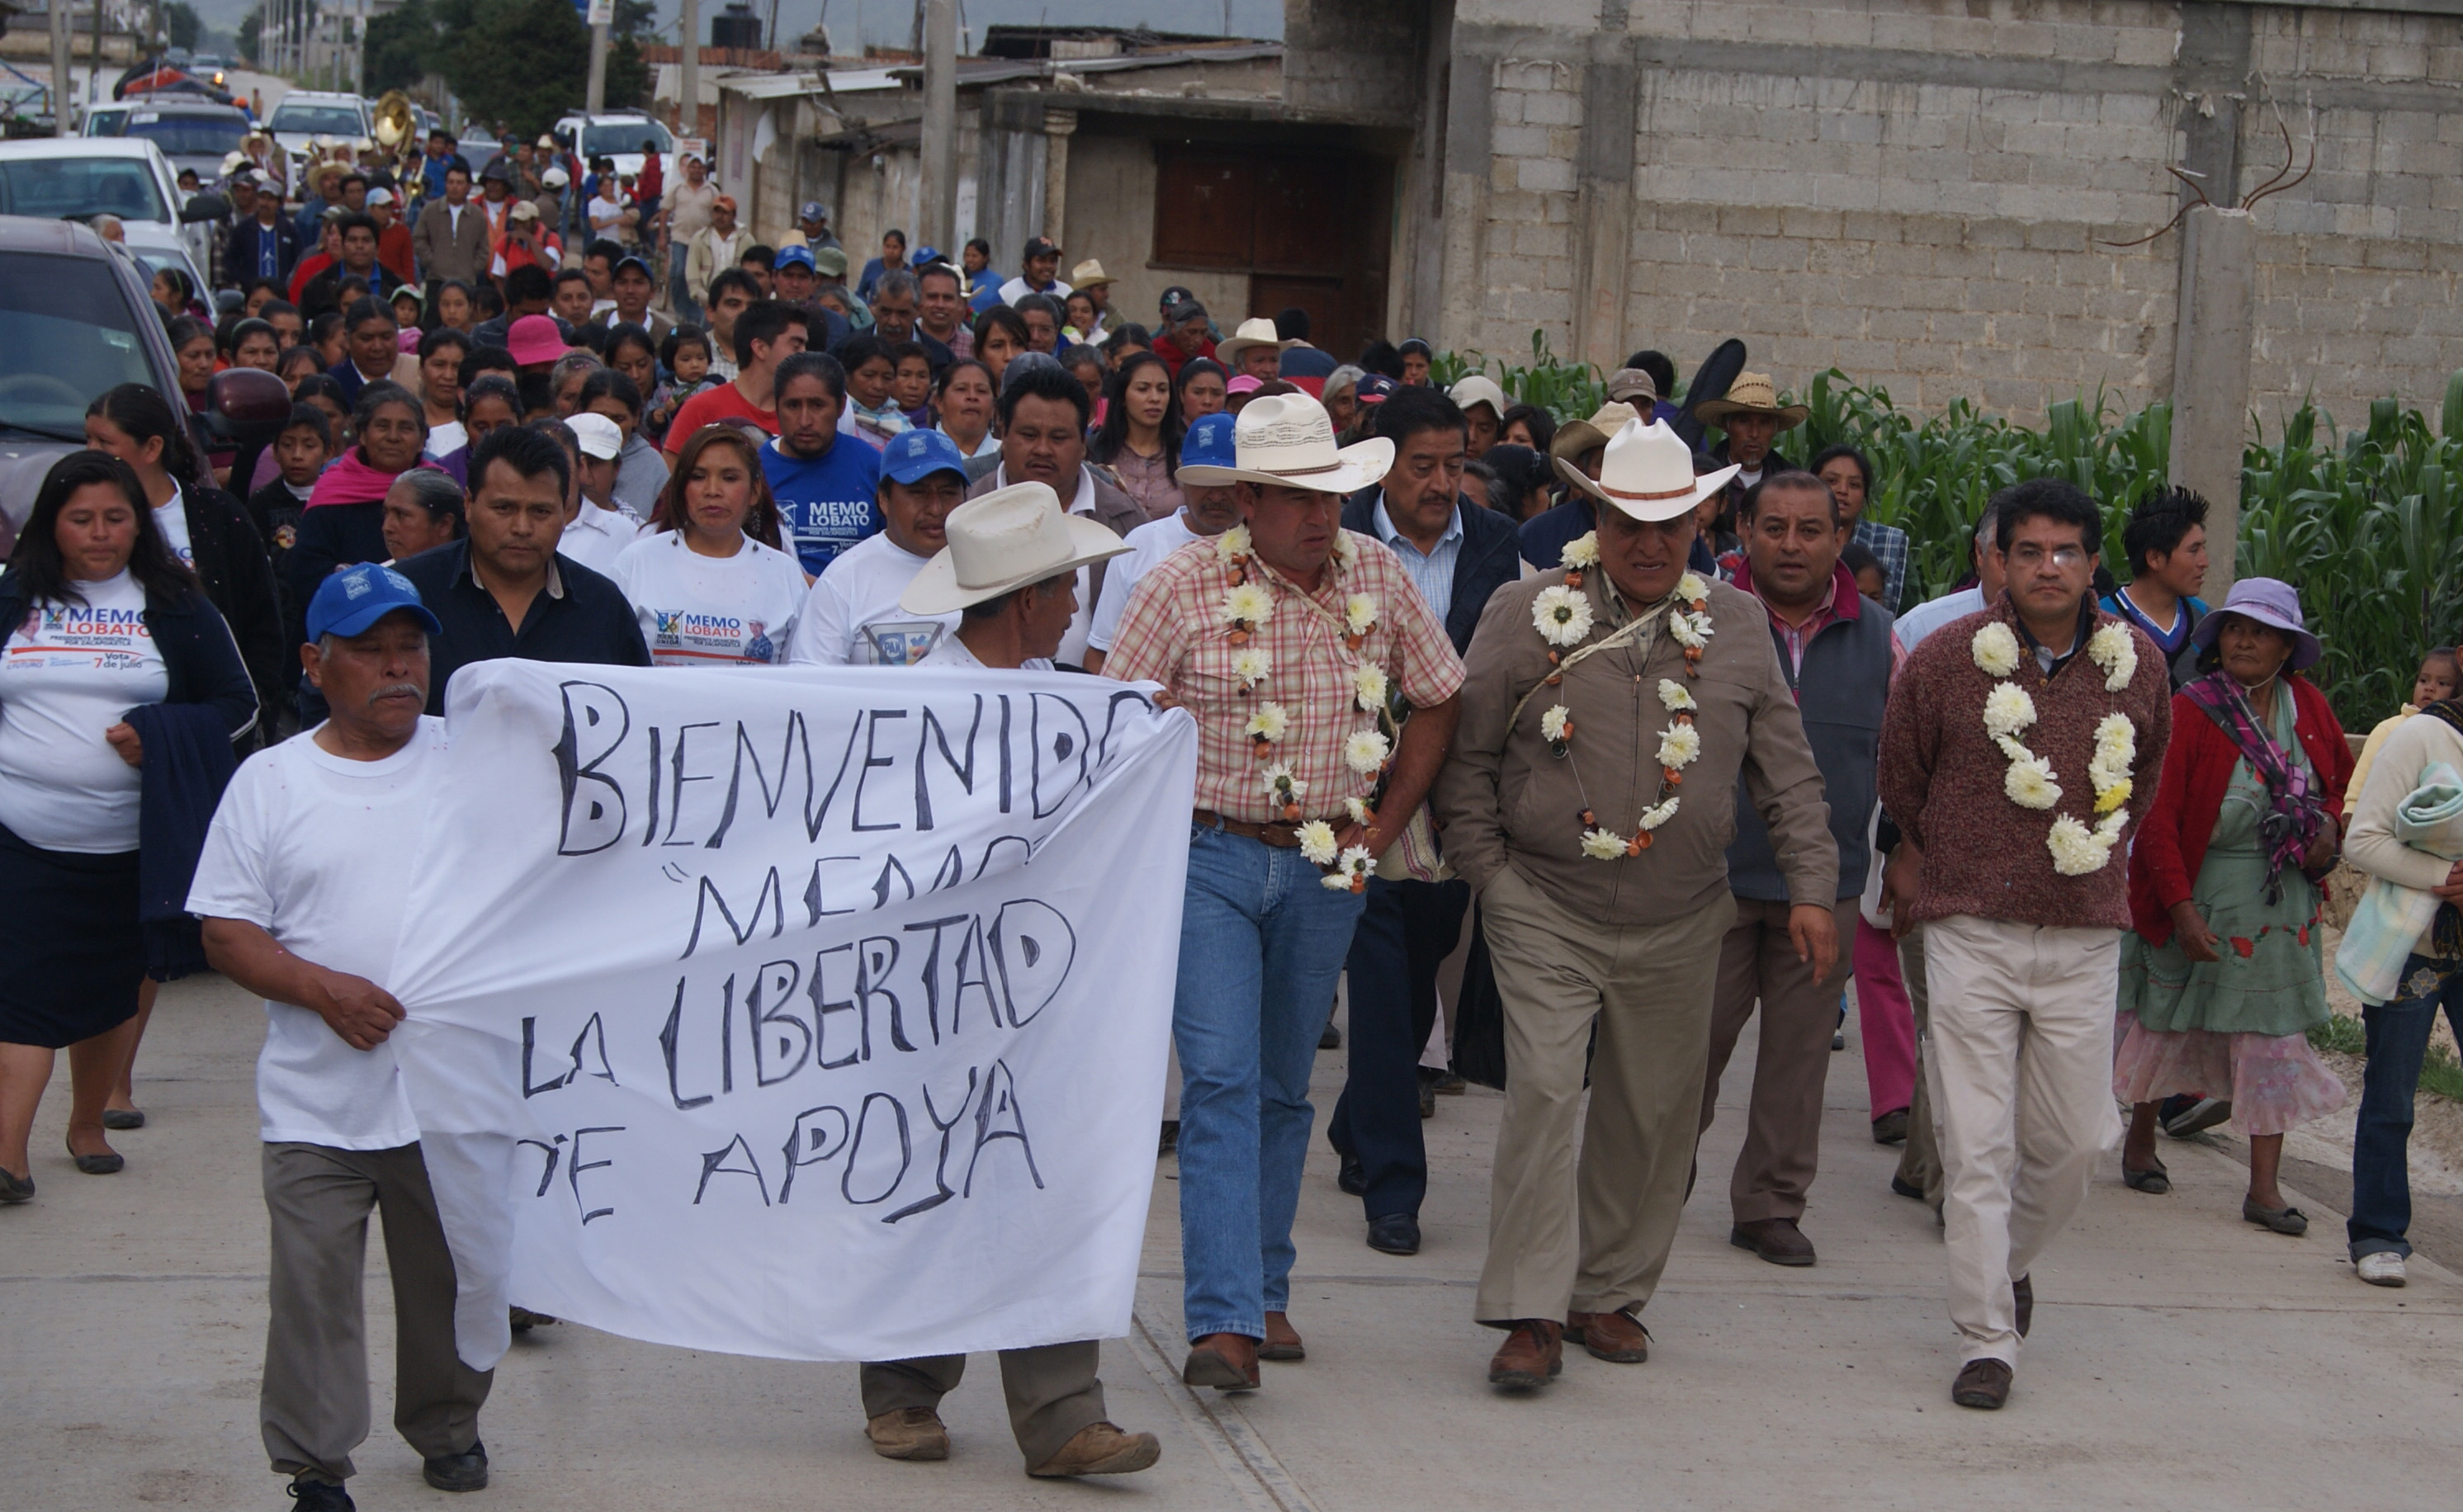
[7,972,2460,1510]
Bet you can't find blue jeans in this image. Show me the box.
[668,242,699,325]
[2349,952,2463,1259]
[1173,824,1365,1343]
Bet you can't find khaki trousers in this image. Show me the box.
[1923,915,2125,1366]
[1894,922,1945,1213]
[1475,865,1735,1324]
[1698,897,1861,1225]
[859,1341,1106,1468]
[260,1141,493,1484]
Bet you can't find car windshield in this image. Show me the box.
[269,102,364,135]
[0,252,156,437]
[583,120,670,158]
[123,111,248,157]
[0,156,169,223]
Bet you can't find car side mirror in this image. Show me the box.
[203,366,291,449]
[181,192,232,223]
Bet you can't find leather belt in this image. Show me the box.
[1192,808,1337,848]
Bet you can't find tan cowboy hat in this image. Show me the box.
[900,483,1132,615]
[1177,393,1396,494]
[1691,371,1808,430]
[1213,316,1297,370]
[1068,258,1114,290]
[1555,418,1741,524]
[1448,374,1509,419]
[1548,400,1639,465]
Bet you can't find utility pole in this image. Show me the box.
[921,0,954,247]
[585,0,610,113]
[678,0,699,149]
[50,0,72,134]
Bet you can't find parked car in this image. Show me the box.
[264,89,373,165]
[551,111,676,191]
[79,102,134,136]
[113,100,253,187]
[0,137,223,280]
[0,216,289,558]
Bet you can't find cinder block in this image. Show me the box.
[1492,125,1551,157]
[1518,157,1577,193]
[1521,89,1581,127]
[1746,239,1809,272]
[1716,206,1785,237]
[1841,211,1907,244]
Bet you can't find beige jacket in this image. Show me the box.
[1433,572,1836,925]
[2345,710,2463,892]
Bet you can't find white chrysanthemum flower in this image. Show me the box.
[1972,621,2021,678]
[1531,585,1595,646]
[1993,734,2036,764]
[1345,594,1379,637]
[1676,572,1710,602]
[2005,756,2062,810]
[1246,702,1289,743]
[1658,678,1696,712]
[1580,827,1628,860]
[1344,729,1392,775]
[1260,761,1306,801]
[1657,721,1702,769]
[1321,869,1355,890]
[1232,646,1273,687]
[1295,820,1340,867]
[1222,582,1274,627]
[1353,663,1388,711]
[1668,609,1713,650]
[1329,530,1355,565]
[2094,711,2136,761]
[1638,796,1681,830]
[2087,622,2138,692]
[1983,683,2037,740]
[1344,795,1373,825]
[1539,704,1572,743]
[1561,532,1600,569]
[1336,844,1373,879]
[2047,813,2114,875]
[2095,809,2130,841]
[1213,525,1251,562]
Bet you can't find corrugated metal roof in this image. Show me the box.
[716,66,903,100]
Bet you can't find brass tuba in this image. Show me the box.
[372,90,421,194]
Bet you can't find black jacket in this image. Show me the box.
[0,573,260,744]
[177,485,286,744]
[1340,487,1524,657]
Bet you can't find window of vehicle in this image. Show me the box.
[123,111,249,158]
[267,102,367,136]
[582,120,672,158]
[0,252,158,437]
[0,157,170,224]
[82,106,132,136]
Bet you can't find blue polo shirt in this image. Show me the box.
[761,433,884,575]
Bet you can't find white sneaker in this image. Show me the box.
[2357,1252,2408,1288]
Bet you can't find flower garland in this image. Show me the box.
[1969,618,2140,876]
[1534,532,1713,860]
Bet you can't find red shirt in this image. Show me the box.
[662,380,778,457]
[637,154,663,201]
[287,251,334,306]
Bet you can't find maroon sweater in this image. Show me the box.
[1878,598,2172,930]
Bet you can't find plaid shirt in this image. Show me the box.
[1104,529,1465,822]
[1854,518,1910,612]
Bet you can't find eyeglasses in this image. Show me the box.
[2006,543,2088,570]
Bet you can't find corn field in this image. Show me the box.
[1450,338,2463,730]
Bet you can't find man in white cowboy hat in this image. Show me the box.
[845,482,1161,1481]
[1431,416,1836,1394]
[1104,393,1466,1391]
[1215,317,1298,381]
[1690,371,1807,504]
[1515,399,1639,571]
[1068,258,1115,328]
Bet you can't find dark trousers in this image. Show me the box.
[859,1341,1105,1467]
[2349,953,2463,1259]
[1329,876,1469,1220]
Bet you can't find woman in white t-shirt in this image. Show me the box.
[611,427,809,667]
[0,451,259,1201]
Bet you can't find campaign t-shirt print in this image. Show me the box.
[8,599,154,672]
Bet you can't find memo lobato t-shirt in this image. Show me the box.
[787,530,957,667]
[760,433,883,577]
[608,529,812,667]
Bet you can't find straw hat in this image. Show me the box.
[901,483,1132,614]
[1176,394,1395,494]
[1213,316,1296,370]
[1553,418,1741,524]
[1691,371,1808,430]
[1068,258,1114,290]
[1547,400,1639,464]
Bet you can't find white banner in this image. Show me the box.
[386,661,1194,1370]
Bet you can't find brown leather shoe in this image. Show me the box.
[1564,1307,1651,1363]
[1260,1311,1305,1361]
[1182,1332,1261,1392]
[865,1406,950,1460]
[2013,1273,2032,1339]
[1951,1357,2012,1409]
[1730,1217,1817,1267]
[1027,1421,1161,1478]
[1486,1320,1562,1390]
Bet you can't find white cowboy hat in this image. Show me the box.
[1176,393,1396,495]
[1213,316,1296,369]
[900,483,1132,615]
[1555,418,1742,523]
[1448,374,1509,418]
[1068,258,1114,290]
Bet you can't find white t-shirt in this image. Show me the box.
[0,571,168,853]
[426,420,467,460]
[996,274,1072,305]
[1087,508,1203,654]
[558,500,646,579]
[185,716,447,1150]
[155,484,195,569]
[789,531,957,666]
[610,529,810,667]
[919,634,1052,673]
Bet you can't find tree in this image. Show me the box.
[236,3,262,64]
[164,1,201,52]
[602,0,655,110]
[363,0,437,94]
[428,0,593,139]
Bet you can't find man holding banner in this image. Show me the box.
[835,481,1160,1476]
[1104,394,1464,1390]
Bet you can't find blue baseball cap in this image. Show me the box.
[305,562,442,644]
[1181,411,1236,472]
[774,243,815,272]
[880,428,967,486]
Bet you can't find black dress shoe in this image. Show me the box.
[423,1439,489,1492]
[286,1477,356,1510]
[1366,1213,1421,1255]
[68,1139,123,1175]
[1319,1021,1341,1051]
[1336,1154,1366,1197]
[1157,1120,1179,1156]
[2013,1273,2033,1338]
[1951,1358,2012,1410]
[1889,1174,1926,1201]
[1418,1081,1437,1119]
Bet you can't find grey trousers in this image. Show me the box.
[1698,897,1861,1225]
[859,1341,1106,1467]
[1894,924,1946,1214]
[261,1141,492,1484]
